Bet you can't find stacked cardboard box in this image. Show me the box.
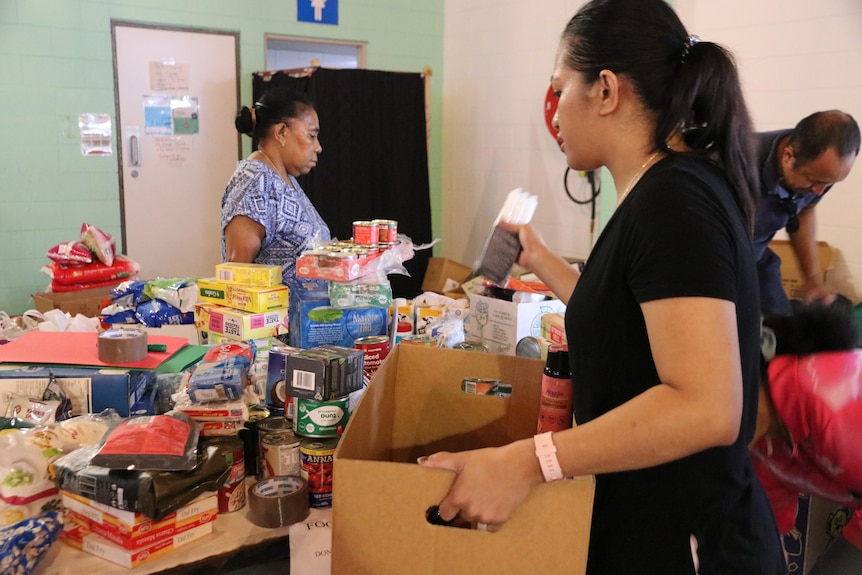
[60,492,218,568]
[195,263,289,342]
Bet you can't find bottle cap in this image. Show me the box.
[545,344,570,377]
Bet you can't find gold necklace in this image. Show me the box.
[256,147,291,187]
[618,151,660,207]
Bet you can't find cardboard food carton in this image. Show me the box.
[215,262,282,288]
[540,312,567,345]
[61,519,214,568]
[61,491,218,550]
[332,345,594,575]
[465,292,565,355]
[197,277,289,313]
[194,302,287,340]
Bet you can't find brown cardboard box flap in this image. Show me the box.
[421,257,473,295]
[31,285,115,317]
[333,345,594,574]
[769,239,837,299]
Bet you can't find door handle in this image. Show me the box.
[127,126,141,167]
[130,135,139,166]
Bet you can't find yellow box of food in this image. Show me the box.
[197,277,289,313]
[215,262,282,288]
[194,302,288,340]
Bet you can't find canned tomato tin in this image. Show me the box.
[300,437,339,509]
[372,219,398,243]
[294,397,350,438]
[400,334,438,347]
[353,335,390,380]
[453,340,489,353]
[260,430,302,479]
[352,220,379,246]
[200,436,246,513]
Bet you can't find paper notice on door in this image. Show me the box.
[144,94,172,135]
[172,96,199,135]
[149,61,190,92]
[154,136,192,166]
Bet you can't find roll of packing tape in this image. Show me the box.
[98,328,148,363]
[248,475,310,528]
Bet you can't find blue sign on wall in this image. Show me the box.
[298,0,339,26]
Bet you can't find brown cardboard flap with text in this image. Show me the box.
[333,345,594,575]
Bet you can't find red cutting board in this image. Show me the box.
[0,331,188,370]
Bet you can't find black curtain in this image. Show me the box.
[252,68,432,298]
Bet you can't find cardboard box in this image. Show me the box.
[284,345,364,401]
[332,345,594,575]
[421,257,473,294]
[197,277,289,313]
[31,286,114,318]
[770,240,836,299]
[61,519,214,568]
[464,292,566,355]
[540,312,567,345]
[215,262,282,287]
[61,491,218,550]
[194,302,287,340]
[288,281,388,349]
[0,366,154,417]
[783,495,848,575]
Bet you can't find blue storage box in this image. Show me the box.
[0,366,155,417]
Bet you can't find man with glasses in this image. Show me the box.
[753,110,860,315]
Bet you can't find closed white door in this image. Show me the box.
[113,22,240,280]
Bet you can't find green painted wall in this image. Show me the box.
[0,0,444,315]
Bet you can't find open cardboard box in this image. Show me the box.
[332,345,594,574]
[769,239,836,299]
[31,285,114,317]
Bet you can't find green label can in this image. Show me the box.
[294,397,350,438]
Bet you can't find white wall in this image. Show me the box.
[441,0,597,267]
[442,0,862,301]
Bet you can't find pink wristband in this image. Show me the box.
[534,431,564,482]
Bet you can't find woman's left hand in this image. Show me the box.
[417,439,542,531]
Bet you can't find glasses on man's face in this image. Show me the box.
[780,196,800,234]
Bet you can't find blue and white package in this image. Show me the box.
[187,356,248,402]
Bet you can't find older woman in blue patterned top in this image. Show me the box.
[221,87,330,284]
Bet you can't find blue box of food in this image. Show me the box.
[288,280,388,349]
[0,366,155,417]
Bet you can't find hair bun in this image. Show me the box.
[234,105,255,136]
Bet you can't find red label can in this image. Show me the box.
[300,437,339,509]
[352,220,379,246]
[372,219,398,243]
[354,335,390,380]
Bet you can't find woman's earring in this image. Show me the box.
[280,140,285,148]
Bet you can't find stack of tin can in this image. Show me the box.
[257,343,375,509]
